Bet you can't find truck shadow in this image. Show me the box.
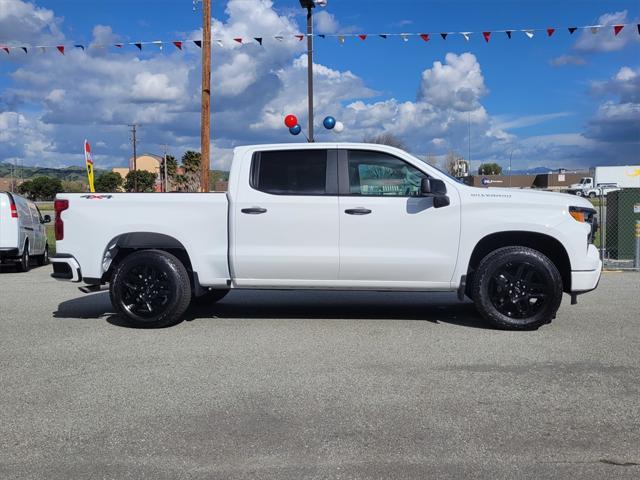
[54,290,491,329]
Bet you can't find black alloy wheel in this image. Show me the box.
[110,250,191,328]
[472,246,563,330]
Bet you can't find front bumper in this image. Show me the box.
[570,244,602,293]
[50,254,82,282]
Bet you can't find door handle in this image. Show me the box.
[241,207,267,214]
[345,208,372,215]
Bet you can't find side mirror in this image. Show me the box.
[420,177,449,208]
[42,215,51,224]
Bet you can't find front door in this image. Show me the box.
[232,148,340,287]
[338,149,460,289]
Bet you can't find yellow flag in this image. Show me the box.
[84,139,95,193]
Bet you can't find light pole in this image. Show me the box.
[299,0,327,143]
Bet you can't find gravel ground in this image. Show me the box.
[0,265,638,479]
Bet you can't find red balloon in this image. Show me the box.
[284,114,298,128]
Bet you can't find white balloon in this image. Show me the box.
[334,121,344,133]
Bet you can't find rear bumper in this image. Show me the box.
[0,248,19,260]
[50,254,82,282]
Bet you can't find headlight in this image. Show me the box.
[570,206,598,242]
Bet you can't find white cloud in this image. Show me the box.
[574,10,640,53]
[314,11,339,34]
[550,55,587,67]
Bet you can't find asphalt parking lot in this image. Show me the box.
[0,265,638,479]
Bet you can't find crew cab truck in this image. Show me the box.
[51,143,601,330]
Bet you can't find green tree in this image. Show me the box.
[124,170,157,192]
[94,172,124,192]
[17,176,63,201]
[478,163,503,175]
[363,132,406,150]
[62,180,86,193]
[177,151,201,192]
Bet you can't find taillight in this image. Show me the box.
[54,199,69,240]
[10,203,18,218]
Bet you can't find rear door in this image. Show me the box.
[338,149,460,289]
[231,148,340,287]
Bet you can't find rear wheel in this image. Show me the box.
[16,241,30,272]
[36,244,49,266]
[472,246,563,330]
[109,250,191,328]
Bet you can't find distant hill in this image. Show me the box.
[507,166,589,175]
[0,163,107,183]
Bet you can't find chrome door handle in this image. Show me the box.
[345,208,372,215]
[241,207,267,214]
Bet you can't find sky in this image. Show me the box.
[0,0,638,172]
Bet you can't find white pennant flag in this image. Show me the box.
[401,33,409,42]
[523,30,534,39]
[338,35,345,44]
[461,32,471,41]
[153,40,163,50]
[590,26,600,34]
[215,39,223,47]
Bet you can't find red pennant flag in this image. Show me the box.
[482,31,491,42]
[358,34,367,40]
[233,38,243,44]
[2,46,9,54]
[547,28,555,37]
[420,33,430,42]
[56,45,65,54]
[295,35,304,41]
[614,25,624,36]
[173,41,183,50]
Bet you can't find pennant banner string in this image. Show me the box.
[0,23,636,53]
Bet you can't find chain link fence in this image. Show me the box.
[590,187,640,270]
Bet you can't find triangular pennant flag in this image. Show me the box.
[440,32,448,40]
[56,45,65,54]
[524,30,534,39]
[152,40,163,50]
[547,28,555,37]
[358,34,367,40]
[338,35,345,44]
[568,27,577,34]
[2,46,9,54]
[135,42,142,50]
[215,40,224,47]
[274,36,284,42]
[318,34,326,39]
[637,24,640,35]
[482,31,491,42]
[254,37,263,45]
[74,44,85,50]
[233,38,243,44]
[506,30,512,39]
[114,43,123,48]
[379,34,388,39]
[461,32,471,41]
[590,26,600,34]
[420,33,430,42]
[21,47,28,53]
[39,46,46,53]
[295,35,304,41]
[193,40,202,48]
[613,25,624,36]
[173,41,183,50]
[400,33,409,42]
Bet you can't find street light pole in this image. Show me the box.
[305,5,314,142]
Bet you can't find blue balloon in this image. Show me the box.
[323,116,336,130]
[289,124,301,135]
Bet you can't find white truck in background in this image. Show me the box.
[567,165,640,197]
[51,143,602,330]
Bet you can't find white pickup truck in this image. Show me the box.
[51,143,601,330]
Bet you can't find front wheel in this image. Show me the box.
[472,246,563,330]
[109,250,191,328]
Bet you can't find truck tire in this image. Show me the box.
[36,244,49,266]
[109,249,191,328]
[16,241,30,272]
[192,288,229,305]
[472,246,562,330]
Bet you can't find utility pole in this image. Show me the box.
[163,144,168,193]
[200,0,211,192]
[468,111,471,174]
[128,124,138,192]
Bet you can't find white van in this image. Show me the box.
[0,192,51,271]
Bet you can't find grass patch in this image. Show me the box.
[36,202,54,211]
[46,226,56,255]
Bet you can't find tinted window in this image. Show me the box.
[253,150,327,195]
[348,150,427,196]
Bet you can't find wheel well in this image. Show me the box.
[101,232,194,285]
[467,231,572,292]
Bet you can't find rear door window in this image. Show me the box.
[251,150,334,195]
